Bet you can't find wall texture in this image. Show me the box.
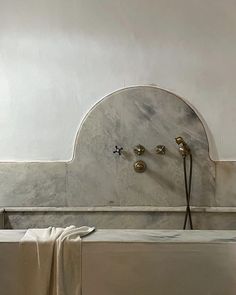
[1,0,236,161]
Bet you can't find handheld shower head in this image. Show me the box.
[175,136,191,157]
[175,136,193,229]
[175,136,185,145]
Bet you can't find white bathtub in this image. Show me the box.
[1,229,236,295]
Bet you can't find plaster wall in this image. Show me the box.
[1,0,236,161]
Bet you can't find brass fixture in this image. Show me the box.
[134,160,146,173]
[156,145,166,155]
[175,136,191,158]
[175,136,193,229]
[133,145,145,155]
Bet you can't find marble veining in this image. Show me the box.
[0,163,67,207]
[68,86,215,207]
[0,86,235,229]
[0,86,216,208]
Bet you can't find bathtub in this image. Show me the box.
[1,229,236,295]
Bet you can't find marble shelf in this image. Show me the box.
[1,229,236,244]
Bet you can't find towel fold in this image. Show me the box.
[19,226,95,295]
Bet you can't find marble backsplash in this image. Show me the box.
[0,86,236,229]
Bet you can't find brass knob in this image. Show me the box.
[134,160,146,173]
[133,145,145,155]
[156,145,166,155]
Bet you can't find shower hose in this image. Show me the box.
[183,154,193,230]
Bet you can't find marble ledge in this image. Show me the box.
[83,229,236,243]
[2,229,236,244]
[3,206,236,213]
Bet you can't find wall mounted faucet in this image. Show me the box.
[113,143,167,173]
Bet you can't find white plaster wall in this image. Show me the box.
[0,0,235,161]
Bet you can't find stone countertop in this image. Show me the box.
[0,230,26,242]
[1,229,236,243]
[83,229,236,243]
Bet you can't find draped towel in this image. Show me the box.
[19,226,95,295]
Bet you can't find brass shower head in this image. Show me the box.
[175,137,185,145]
[175,136,191,157]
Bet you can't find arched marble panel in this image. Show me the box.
[68,86,215,207]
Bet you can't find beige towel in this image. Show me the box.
[19,226,95,295]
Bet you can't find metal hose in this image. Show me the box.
[183,154,193,230]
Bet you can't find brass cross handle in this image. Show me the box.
[133,144,145,155]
